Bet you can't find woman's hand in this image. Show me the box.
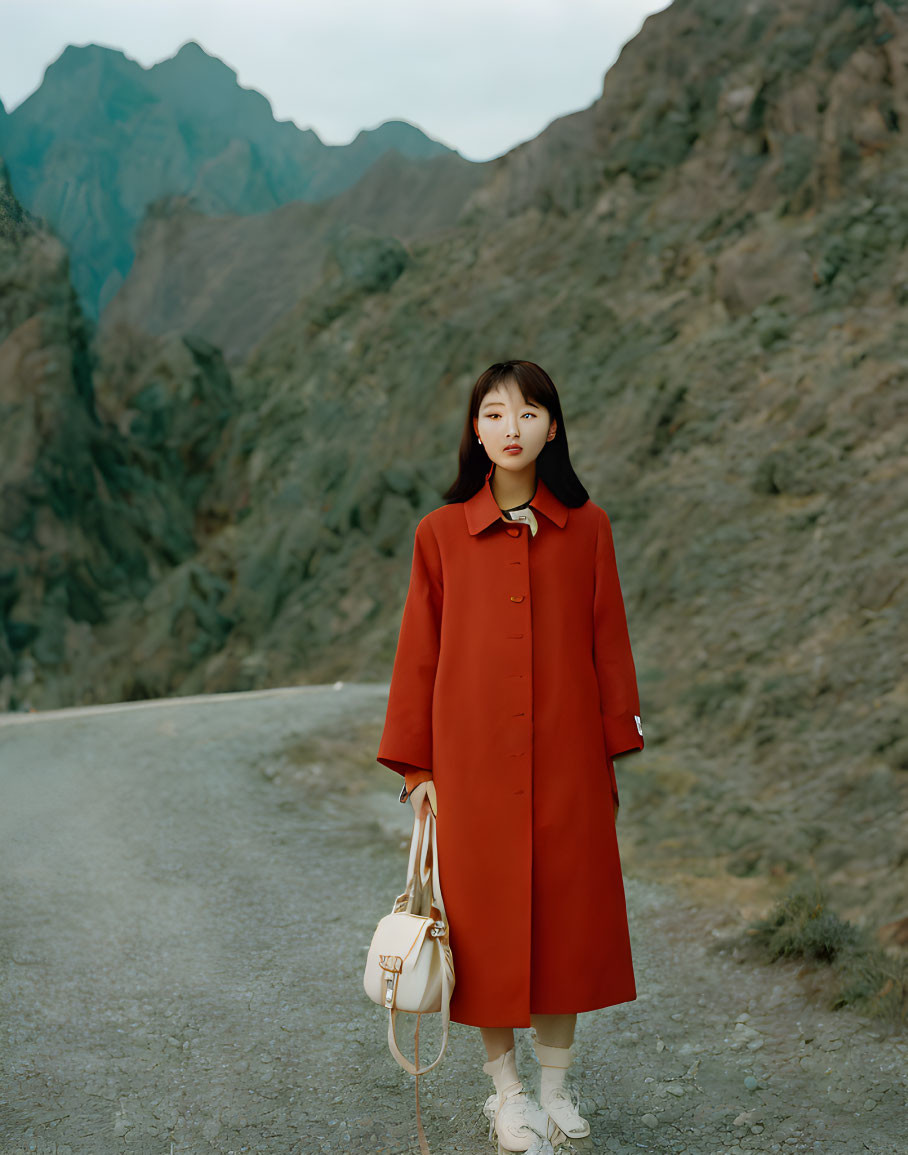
[409,780,433,816]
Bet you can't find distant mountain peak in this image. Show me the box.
[1,35,457,319]
[175,39,210,57]
[167,39,238,79]
[52,42,134,70]
[25,43,145,111]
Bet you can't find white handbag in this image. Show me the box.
[363,801,455,1152]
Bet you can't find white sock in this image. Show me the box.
[532,1037,573,1102]
[540,1063,568,1101]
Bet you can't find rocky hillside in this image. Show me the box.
[1,0,906,943]
[96,147,486,364]
[0,40,455,317]
[0,156,246,703]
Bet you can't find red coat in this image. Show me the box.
[377,471,644,1027]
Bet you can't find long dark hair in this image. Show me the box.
[442,360,590,506]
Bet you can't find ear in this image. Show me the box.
[548,419,557,441]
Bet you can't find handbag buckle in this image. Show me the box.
[429,920,446,938]
[380,955,403,1009]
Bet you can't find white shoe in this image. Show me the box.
[531,1035,591,1140]
[538,1084,590,1140]
[481,1047,566,1153]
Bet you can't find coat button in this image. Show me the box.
[510,595,525,602]
[507,527,520,537]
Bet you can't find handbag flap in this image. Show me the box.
[372,911,436,974]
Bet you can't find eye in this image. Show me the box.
[482,411,538,419]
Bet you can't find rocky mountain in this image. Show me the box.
[0,155,245,703]
[1,0,906,943]
[0,40,455,318]
[97,147,487,364]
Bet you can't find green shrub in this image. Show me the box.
[750,887,861,961]
[745,878,907,1027]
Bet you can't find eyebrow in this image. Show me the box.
[481,400,541,409]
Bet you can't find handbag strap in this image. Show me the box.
[386,933,454,1076]
[388,809,454,1076]
[428,808,447,919]
[403,810,448,920]
[387,951,453,1155]
[389,808,455,1154]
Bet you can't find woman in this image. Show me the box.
[377,360,644,1153]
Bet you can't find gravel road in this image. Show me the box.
[0,685,904,1155]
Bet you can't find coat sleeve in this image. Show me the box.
[593,508,644,807]
[377,516,443,787]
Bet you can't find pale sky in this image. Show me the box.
[0,0,673,162]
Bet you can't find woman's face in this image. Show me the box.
[474,379,556,473]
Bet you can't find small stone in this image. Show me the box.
[744,1076,758,1090]
[656,1039,666,1052]
[863,1098,877,1110]
[731,1023,760,1048]
[641,1113,658,1127]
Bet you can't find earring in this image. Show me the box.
[478,437,482,445]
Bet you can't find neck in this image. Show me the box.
[489,464,537,511]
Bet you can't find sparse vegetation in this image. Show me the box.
[744,876,908,1028]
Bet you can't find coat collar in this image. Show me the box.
[464,466,569,535]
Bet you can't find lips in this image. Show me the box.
[504,446,522,454]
